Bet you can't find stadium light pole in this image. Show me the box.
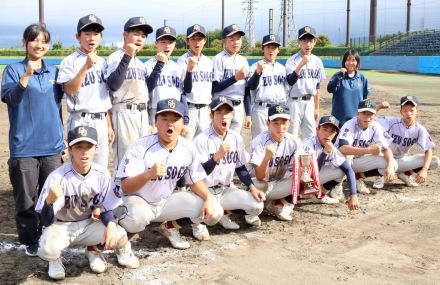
[39,0,45,24]
[222,0,225,32]
[369,0,377,44]
[346,0,350,47]
[406,0,411,33]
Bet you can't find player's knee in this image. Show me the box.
[430,156,439,170]
[246,201,264,216]
[38,239,62,261]
[204,201,223,226]
[252,179,269,192]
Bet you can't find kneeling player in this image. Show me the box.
[36,126,139,280]
[116,99,223,250]
[193,97,265,236]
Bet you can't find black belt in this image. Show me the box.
[290,94,312,101]
[257,102,276,107]
[231,99,242,106]
[188,102,208,109]
[126,102,147,111]
[81,112,106,119]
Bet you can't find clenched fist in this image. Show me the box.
[368,144,382,156]
[235,67,248,81]
[148,162,167,179]
[46,185,63,205]
[214,142,231,162]
[85,52,98,69]
[264,144,277,160]
[156,52,168,63]
[25,61,40,76]
[125,43,139,57]
[300,54,311,66]
[187,57,198,72]
[323,141,334,155]
[256,60,265,75]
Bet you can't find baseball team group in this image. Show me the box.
[1,13,438,280]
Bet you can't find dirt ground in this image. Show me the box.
[0,71,439,285]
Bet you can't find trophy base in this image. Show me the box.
[300,180,319,197]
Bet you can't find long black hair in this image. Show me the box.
[341,48,361,70]
[23,23,51,58]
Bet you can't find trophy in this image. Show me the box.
[299,153,319,196]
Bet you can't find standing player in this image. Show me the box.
[1,23,64,256]
[248,34,288,138]
[57,14,113,167]
[105,16,153,170]
[177,24,214,140]
[336,99,397,194]
[285,26,325,139]
[35,126,139,280]
[145,25,189,133]
[193,96,265,236]
[212,24,251,133]
[374,96,439,188]
[116,99,223,250]
[302,116,359,210]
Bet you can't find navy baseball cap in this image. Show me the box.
[209,96,234,111]
[319,115,340,130]
[77,14,104,33]
[262,34,281,46]
[68,126,98,146]
[358,99,377,114]
[187,24,206,38]
[298,26,316,39]
[222,24,245,39]
[156,26,177,40]
[124,17,153,35]
[268,104,290,121]
[156,98,185,117]
[400,95,419,106]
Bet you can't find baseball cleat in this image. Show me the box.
[48,258,65,280]
[25,243,39,257]
[86,249,107,273]
[218,215,240,230]
[159,222,190,249]
[329,184,344,201]
[318,195,339,204]
[373,176,385,189]
[191,224,210,241]
[245,215,261,227]
[397,173,419,187]
[266,202,293,221]
[356,179,370,194]
[116,242,140,269]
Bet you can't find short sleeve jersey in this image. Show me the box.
[57,50,111,113]
[35,162,121,222]
[249,60,288,103]
[116,134,206,203]
[302,136,346,167]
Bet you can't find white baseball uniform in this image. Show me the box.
[377,116,439,172]
[249,60,288,138]
[105,48,150,170]
[250,130,302,201]
[212,50,250,133]
[115,134,222,233]
[35,162,126,261]
[336,117,397,174]
[57,50,111,167]
[193,127,263,216]
[285,52,325,139]
[144,58,185,124]
[177,52,214,140]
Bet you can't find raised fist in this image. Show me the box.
[256,60,265,75]
[156,52,168,63]
[368,143,382,156]
[148,162,167,179]
[46,185,63,205]
[125,43,138,57]
[86,52,98,69]
[264,144,276,159]
[235,67,248,81]
[187,57,198,72]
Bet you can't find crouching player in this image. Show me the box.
[302,116,359,210]
[374,96,439,188]
[36,126,139,280]
[116,99,223,250]
[193,97,265,235]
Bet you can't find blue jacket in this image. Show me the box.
[327,71,370,126]
[2,59,64,158]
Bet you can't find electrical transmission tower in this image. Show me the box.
[277,0,296,45]
[242,0,257,47]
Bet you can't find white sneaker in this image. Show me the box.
[356,179,370,194]
[244,215,261,227]
[373,176,385,189]
[116,242,140,269]
[48,258,65,280]
[159,222,190,249]
[191,224,210,241]
[398,173,419,187]
[266,202,293,221]
[319,195,339,204]
[329,184,344,200]
[86,249,107,273]
[219,215,240,230]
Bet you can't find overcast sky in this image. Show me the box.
[0,0,439,48]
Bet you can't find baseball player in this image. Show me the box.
[374,96,439,188]
[212,24,251,133]
[57,14,113,167]
[35,126,139,280]
[248,34,288,138]
[116,99,223,250]
[285,26,325,139]
[105,17,153,171]
[145,25,189,133]
[193,96,265,236]
[302,116,359,210]
[177,24,214,140]
[336,99,397,194]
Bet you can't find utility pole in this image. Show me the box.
[222,0,225,32]
[39,0,45,24]
[282,0,286,46]
[369,0,377,44]
[269,8,274,34]
[406,0,411,33]
[346,0,350,47]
